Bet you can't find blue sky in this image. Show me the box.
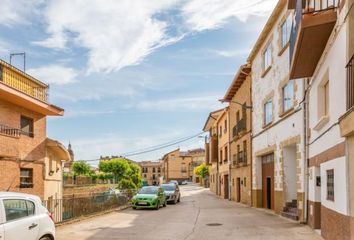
[0,0,277,163]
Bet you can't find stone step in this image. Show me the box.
[281,211,299,221]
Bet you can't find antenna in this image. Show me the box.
[10,52,26,72]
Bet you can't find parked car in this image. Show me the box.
[169,180,179,185]
[131,186,167,210]
[160,184,180,204]
[0,192,55,240]
[181,180,188,185]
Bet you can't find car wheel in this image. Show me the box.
[132,206,137,210]
[163,199,167,207]
[40,236,52,240]
[173,197,177,204]
[155,201,160,210]
[177,195,180,203]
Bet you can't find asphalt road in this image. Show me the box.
[56,184,322,240]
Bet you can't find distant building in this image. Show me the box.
[138,161,162,186]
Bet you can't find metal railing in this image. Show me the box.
[0,124,21,138]
[290,0,340,66]
[232,151,247,166]
[0,60,48,102]
[43,191,135,224]
[232,118,246,138]
[304,0,340,13]
[347,54,354,110]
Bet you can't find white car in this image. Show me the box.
[0,192,55,240]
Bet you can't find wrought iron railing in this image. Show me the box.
[43,191,135,223]
[0,60,48,102]
[232,151,247,166]
[0,124,21,138]
[347,53,354,110]
[232,118,246,138]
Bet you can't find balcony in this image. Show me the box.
[0,60,48,102]
[232,118,246,139]
[289,0,339,79]
[0,124,21,138]
[0,124,20,158]
[232,151,247,167]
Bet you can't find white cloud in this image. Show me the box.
[181,0,278,31]
[34,0,181,73]
[0,0,42,26]
[27,65,79,85]
[136,95,223,112]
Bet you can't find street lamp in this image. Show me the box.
[218,99,253,110]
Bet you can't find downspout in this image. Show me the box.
[250,76,253,207]
[303,77,310,224]
[228,108,232,201]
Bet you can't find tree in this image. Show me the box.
[72,161,91,176]
[99,159,130,182]
[117,178,137,190]
[98,158,142,188]
[194,163,210,179]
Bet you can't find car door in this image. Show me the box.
[0,200,4,240]
[2,199,39,240]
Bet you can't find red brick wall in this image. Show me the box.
[0,99,46,199]
[321,205,351,240]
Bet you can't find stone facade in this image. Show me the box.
[139,161,162,186]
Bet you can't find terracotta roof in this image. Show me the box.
[222,64,251,101]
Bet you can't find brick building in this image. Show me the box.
[0,59,70,201]
[138,161,162,186]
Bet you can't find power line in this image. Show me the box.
[78,131,205,162]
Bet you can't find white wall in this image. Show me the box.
[251,6,305,193]
[308,166,321,202]
[320,157,348,215]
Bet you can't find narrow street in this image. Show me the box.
[57,184,322,240]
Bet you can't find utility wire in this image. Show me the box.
[78,132,205,162]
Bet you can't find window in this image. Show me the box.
[244,177,247,187]
[224,120,227,132]
[280,15,292,49]
[219,149,223,163]
[3,200,35,222]
[283,80,294,112]
[153,174,156,180]
[236,111,240,123]
[20,116,34,137]
[242,103,247,122]
[224,146,228,162]
[158,167,161,173]
[263,43,272,72]
[243,140,247,164]
[219,126,222,137]
[327,169,334,201]
[20,168,33,188]
[324,81,329,116]
[153,167,156,173]
[264,99,273,126]
[143,174,147,178]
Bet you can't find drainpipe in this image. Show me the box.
[228,109,232,201]
[250,80,253,207]
[303,77,310,224]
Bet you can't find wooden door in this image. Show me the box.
[262,153,274,210]
[224,175,229,199]
[236,178,241,202]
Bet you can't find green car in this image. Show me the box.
[131,186,167,210]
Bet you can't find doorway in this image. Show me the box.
[262,153,274,210]
[224,175,229,199]
[236,177,241,202]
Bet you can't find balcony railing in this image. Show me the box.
[290,0,340,70]
[347,54,354,110]
[232,118,246,138]
[304,0,340,13]
[0,60,48,102]
[0,124,21,138]
[232,151,247,166]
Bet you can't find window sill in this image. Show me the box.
[261,66,272,78]
[262,121,273,129]
[278,42,289,56]
[279,107,294,118]
[314,115,330,131]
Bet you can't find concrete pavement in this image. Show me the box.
[56,184,322,240]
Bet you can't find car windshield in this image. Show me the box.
[138,187,158,194]
[161,184,176,191]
